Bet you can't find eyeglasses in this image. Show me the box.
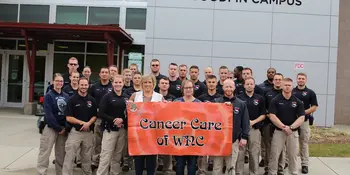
[69,63,78,66]
[184,87,193,90]
[151,64,159,67]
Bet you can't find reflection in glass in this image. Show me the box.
[88,7,120,25]
[34,56,46,101]
[0,4,18,22]
[56,6,87,25]
[53,53,84,74]
[20,5,49,23]
[7,55,24,103]
[126,8,147,30]
[86,55,108,82]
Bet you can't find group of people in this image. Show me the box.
[36,56,318,175]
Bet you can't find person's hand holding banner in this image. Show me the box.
[127,102,233,156]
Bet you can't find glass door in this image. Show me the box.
[4,54,26,107]
[0,53,3,106]
[33,55,46,101]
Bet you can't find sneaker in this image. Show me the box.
[284,163,289,169]
[207,164,213,171]
[157,165,163,171]
[302,166,308,174]
[122,165,130,172]
[52,160,55,164]
[91,165,98,172]
[76,163,82,168]
[244,156,249,164]
[259,159,265,167]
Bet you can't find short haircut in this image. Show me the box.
[297,72,307,78]
[243,67,253,74]
[160,77,170,82]
[68,57,78,63]
[53,73,63,81]
[219,66,228,70]
[283,78,293,82]
[83,66,91,70]
[169,63,178,67]
[113,75,125,82]
[189,65,199,70]
[267,67,276,73]
[109,65,118,69]
[133,71,142,76]
[123,68,131,74]
[179,64,187,68]
[235,66,243,72]
[244,77,255,84]
[207,74,217,79]
[129,63,138,68]
[151,59,160,63]
[71,71,80,76]
[142,74,157,89]
[78,77,89,84]
[100,67,109,72]
[274,73,284,78]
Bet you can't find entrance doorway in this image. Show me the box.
[0,52,47,107]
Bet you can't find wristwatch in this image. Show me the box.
[289,126,294,130]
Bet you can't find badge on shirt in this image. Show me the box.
[176,85,181,90]
[108,88,113,92]
[194,85,199,90]
[291,101,297,108]
[253,99,259,105]
[130,103,138,112]
[87,101,92,108]
[234,107,240,114]
[302,91,308,96]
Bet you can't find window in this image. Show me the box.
[86,55,108,82]
[88,7,120,25]
[125,8,147,30]
[18,40,48,51]
[0,4,18,22]
[0,39,16,50]
[54,41,85,53]
[123,45,145,72]
[56,6,87,25]
[53,53,84,74]
[20,5,49,23]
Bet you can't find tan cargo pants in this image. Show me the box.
[122,132,133,168]
[212,140,239,175]
[269,130,299,175]
[92,118,103,166]
[158,155,173,174]
[37,126,67,175]
[197,156,208,175]
[96,128,126,175]
[236,128,261,175]
[299,122,310,166]
[262,124,285,172]
[62,129,93,175]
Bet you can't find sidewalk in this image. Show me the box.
[0,109,349,175]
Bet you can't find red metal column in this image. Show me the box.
[22,29,36,102]
[105,32,115,66]
[118,46,124,74]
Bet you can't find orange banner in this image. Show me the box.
[127,102,233,156]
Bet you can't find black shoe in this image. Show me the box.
[76,163,82,168]
[284,163,289,169]
[245,155,249,164]
[207,164,213,171]
[91,165,98,172]
[277,172,284,175]
[157,165,163,171]
[122,165,130,172]
[302,166,308,174]
[222,166,226,174]
[278,166,284,175]
[173,165,176,171]
[52,160,55,164]
[259,159,265,167]
[263,172,268,175]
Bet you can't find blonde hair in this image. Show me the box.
[142,74,156,89]
[113,75,125,82]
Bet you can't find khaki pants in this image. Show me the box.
[236,129,261,175]
[262,124,285,172]
[37,126,67,175]
[96,129,126,175]
[269,130,299,175]
[158,155,173,175]
[299,122,310,166]
[212,140,239,175]
[62,129,93,175]
[92,118,103,166]
[122,132,133,167]
[197,156,208,175]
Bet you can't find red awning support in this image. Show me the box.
[118,46,124,74]
[105,32,115,66]
[21,29,36,103]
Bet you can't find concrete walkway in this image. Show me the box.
[0,109,349,175]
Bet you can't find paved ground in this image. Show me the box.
[1,108,350,175]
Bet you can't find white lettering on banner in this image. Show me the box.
[197,0,302,6]
[294,62,304,70]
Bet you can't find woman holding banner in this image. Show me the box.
[129,74,165,175]
[173,79,201,175]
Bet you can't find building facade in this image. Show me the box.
[144,0,339,127]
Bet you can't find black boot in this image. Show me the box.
[259,159,265,167]
[302,166,308,174]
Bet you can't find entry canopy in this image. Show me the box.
[0,21,133,43]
